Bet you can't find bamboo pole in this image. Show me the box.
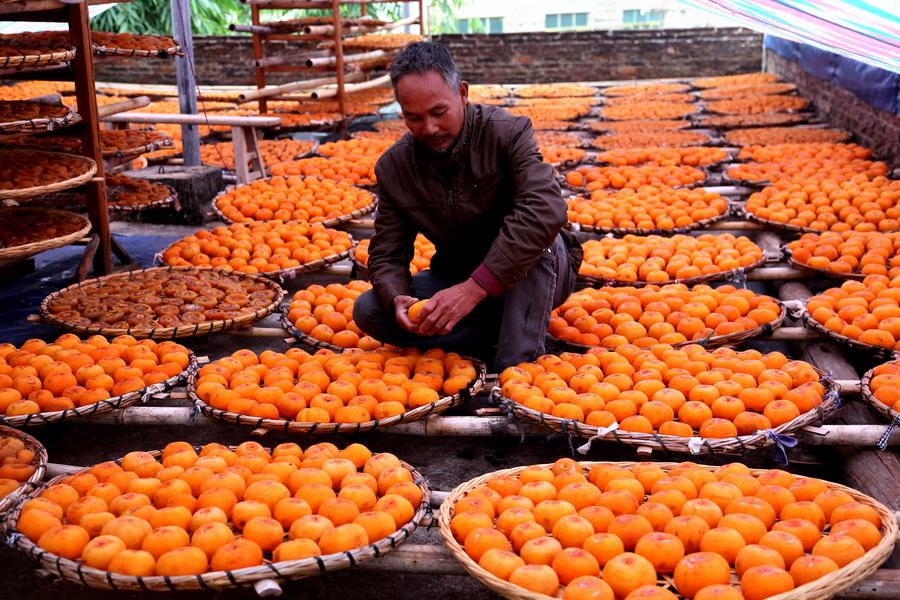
[311,73,391,99]
[96,96,151,118]
[304,15,417,36]
[307,49,386,68]
[103,113,282,127]
[235,74,343,103]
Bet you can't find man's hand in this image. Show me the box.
[417,278,488,336]
[392,295,420,334]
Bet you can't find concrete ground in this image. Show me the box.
[0,223,851,599]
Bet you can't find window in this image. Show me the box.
[545,12,590,31]
[456,17,503,34]
[622,9,664,29]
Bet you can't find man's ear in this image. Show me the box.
[460,81,469,105]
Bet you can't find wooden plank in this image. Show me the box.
[104,113,282,127]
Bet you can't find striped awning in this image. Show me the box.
[681,0,900,73]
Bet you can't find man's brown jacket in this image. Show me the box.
[368,102,582,309]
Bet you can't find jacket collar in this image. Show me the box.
[411,102,474,170]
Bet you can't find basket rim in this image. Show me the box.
[5,444,430,591]
[500,362,839,455]
[279,309,387,354]
[0,207,90,261]
[692,113,811,130]
[786,256,867,282]
[585,119,694,133]
[200,139,319,173]
[590,147,733,169]
[860,364,900,422]
[696,82,799,100]
[92,43,181,58]
[0,351,197,428]
[588,130,715,150]
[0,150,96,200]
[577,254,767,289]
[0,47,75,70]
[188,354,487,434]
[597,105,701,121]
[802,305,900,360]
[438,460,898,600]
[549,295,787,352]
[153,227,354,283]
[0,424,47,517]
[38,265,285,340]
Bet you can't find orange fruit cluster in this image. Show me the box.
[549,284,781,348]
[728,144,887,185]
[88,31,177,52]
[0,150,93,191]
[0,435,38,499]
[579,234,764,283]
[590,131,711,150]
[509,105,591,122]
[17,440,422,576]
[0,334,190,416]
[692,73,779,88]
[0,207,85,248]
[469,85,508,101]
[697,82,797,99]
[214,175,374,223]
[604,93,696,106]
[354,234,435,274]
[788,231,900,277]
[517,97,594,108]
[501,344,826,436]
[564,165,705,191]
[589,120,691,133]
[269,156,377,186]
[600,102,697,121]
[866,360,900,414]
[567,187,728,232]
[535,131,584,147]
[724,127,849,146]
[595,147,729,167]
[199,140,316,171]
[373,119,409,134]
[286,281,383,350]
[541,145,587,166]
[531,120,580,131]
[105,174,173,208]
[317,137,394,160]
[745,176,900,232]
[604,83,689,96]
[706,96,808,115]
[451,457,880,600]
[0,81,72,101]
[515,84,596,98]
[806,275,900,350]
[195,347,478,423]
[0,100,69,120]
[161,222,352,274]
[694,112,806,129]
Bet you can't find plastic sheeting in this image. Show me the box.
[681,0,900,73]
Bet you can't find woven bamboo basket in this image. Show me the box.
[586,119,694,133]
[438,460,898,600]
[92,43,181,58]
[279,310,389,354]
[0,151,96,201]
[0,425,47,521]
[589,153,733,171]
[189,358,487,434]
[0,47,74,70]
[4,445,429,591]
[550,298,787,353]
[39,266,285,340]
[0,352,196,428]
[741,208,830,235]
[22,183,178,214]
[692,113,811,131]
[212,186,377,229]
[154,238,353,283]
[801,306,900,361]
[860,363,900,423]
[102,136,174,159]
[0,208,90,261]
[0,102,79,135]
[499,364,838,455]
[577,254,766,290]
[559,176,706,197]
[568,204,731,237]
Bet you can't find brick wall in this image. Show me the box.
[94,27,762,86]
[766,52,900,169]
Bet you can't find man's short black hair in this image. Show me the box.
[390,41,461,91]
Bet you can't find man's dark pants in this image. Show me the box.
[353,234,576,371]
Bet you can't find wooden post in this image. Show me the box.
[67,1,111,276]
[419,0,426,36]
[231,125,266,184]
[252,4,268,113]
[171,0,201,166]
[332,0,347,125]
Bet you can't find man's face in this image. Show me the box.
[395,70,468,153]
